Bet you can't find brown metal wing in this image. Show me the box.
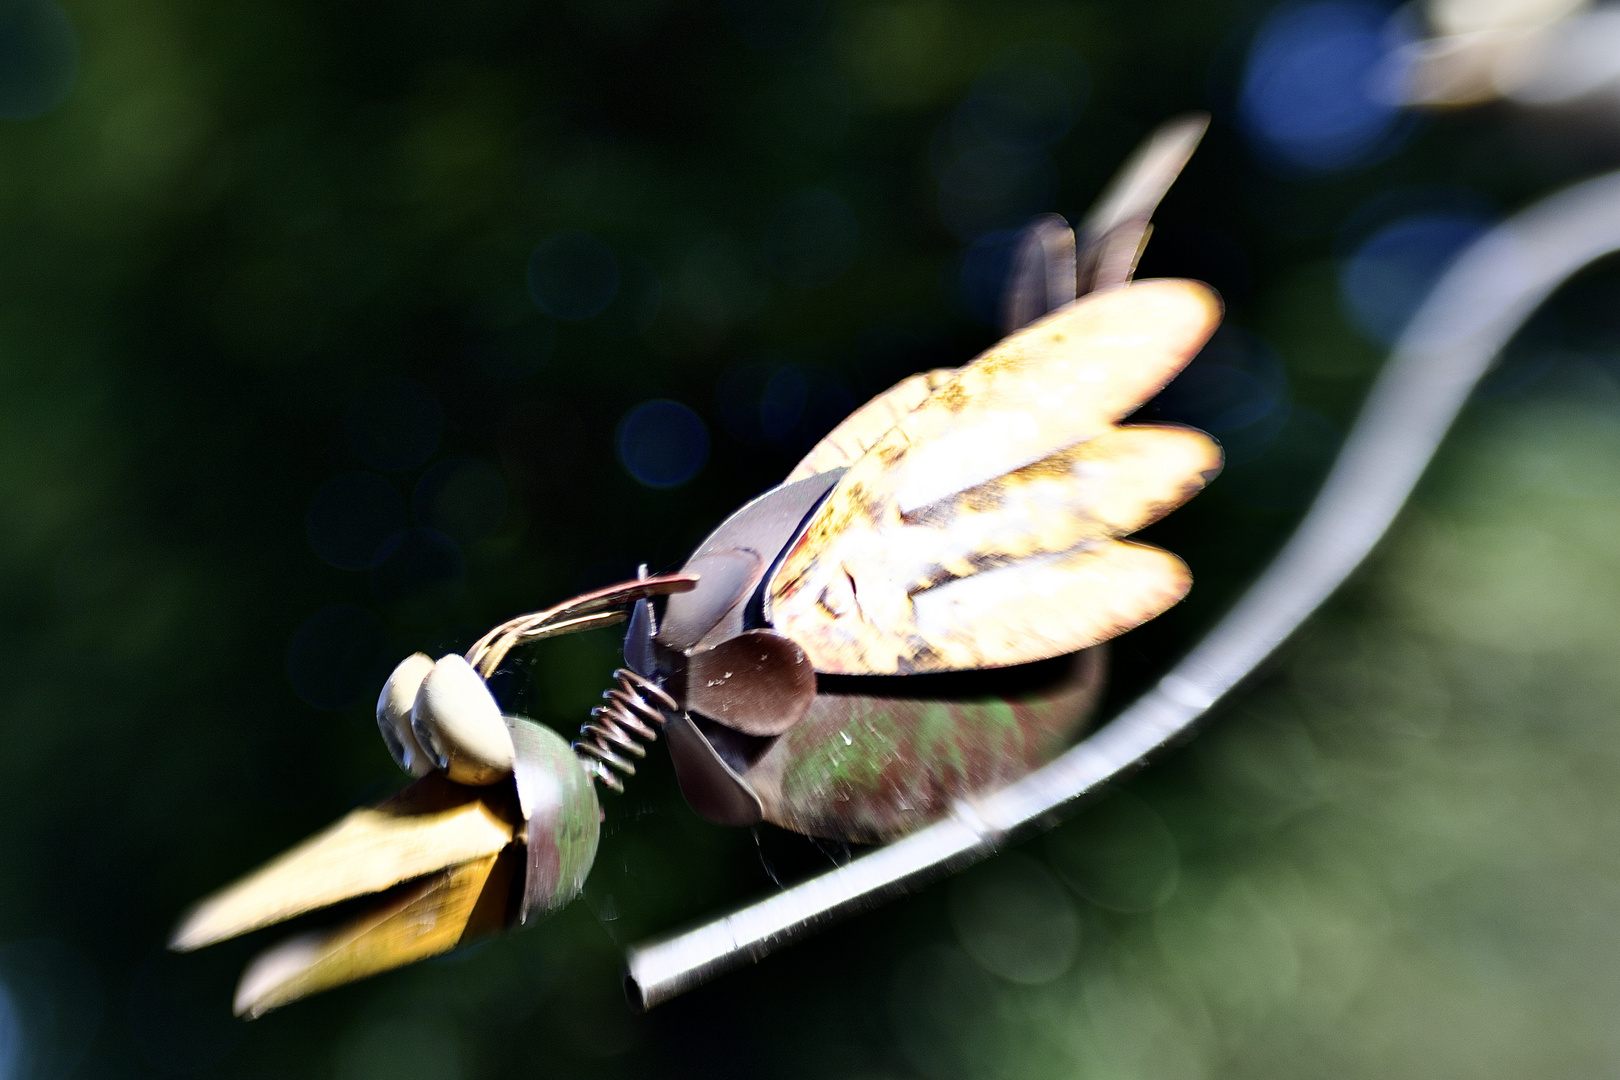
[766,279,1222,675]
[1073,113,1208,296]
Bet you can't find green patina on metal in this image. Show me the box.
[778,693,897,796]
[510,719,601,915]
[981,696,1025,749]
[752,652,1104,840]
[550,759,600,909]
[908,699,973,776]
[779,692,1031,809]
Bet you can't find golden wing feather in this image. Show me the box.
[907,540,1193,671]
[767,278,1221,675]
[784,367,958,482]
[790,116,1211,487]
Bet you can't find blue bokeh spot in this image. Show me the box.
[0,0,76,120]
[1240,0,1407,173]
[286,605,387,710]
[414,457,507,546]
[369,527,465,605]
[345,377,442,472]
[617,400,709,489]
[1341,213,1488,343]
[0,975,19,1080]
[306,472,407,570]
[528,231,619,321]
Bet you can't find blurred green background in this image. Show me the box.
[2,0,1620,1075]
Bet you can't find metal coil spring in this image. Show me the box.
[574,668,677,792]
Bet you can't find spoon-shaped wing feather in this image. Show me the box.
[1075,113,1208,295]
[767,279,1221,675]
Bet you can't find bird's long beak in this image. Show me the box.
[170,774,521,1018]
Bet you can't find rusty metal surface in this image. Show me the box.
[747,649,1106,843]
[624,595,658,678]
[684,630,817,737]
[574,667,677,792]
[508,718,600,926]
[664,713,765,827]
[655,471,846,655]
[686,469,847,565]
[467,573,698,679]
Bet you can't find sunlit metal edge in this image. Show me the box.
[623,168,1620,1011]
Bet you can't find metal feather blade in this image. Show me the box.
[170,775,516,953]
[232,850,512,1018]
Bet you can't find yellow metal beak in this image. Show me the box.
[170,774,521,1017]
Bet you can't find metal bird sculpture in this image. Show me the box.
[171,114,1217,1017]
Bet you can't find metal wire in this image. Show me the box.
[623,168,1620,1011]
[574,667,678,792]
[464,573,697,680]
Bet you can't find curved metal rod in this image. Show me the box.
[464,573,698,679]
[624,170,1620,1011]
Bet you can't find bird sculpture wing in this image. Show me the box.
[766,278,1222,675]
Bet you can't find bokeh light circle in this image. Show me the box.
[336,1017,462,1080]
[760,365,809,437]
[932,43,1082,241]
[285,604,386,710]
[1340,212,1488,343]
[616,400,709,489]
[413,457,507,545]
[1161,365,1280,432]
[345,377,443,471]
[1045,790,1180,912]
[956,228,1021,325]
[127,949,243,1072]
[527,231,619,321]
[0,975,19,1080]
[715,358,853,452]
[305,472,407,570]
[722,0,825,49]
[939,145,1044,202]
[1151,328,1291,465]
[0,0,77,120]
[0,940,100,1080]
[961,64,1076,149]
[1221,406,1342,511]
[886,945,997,1080]
[369,527,465,604]
[766,189,858,289]
[1239,1,1409,173]
[948,853,1078,983]
[957,42,1086,151]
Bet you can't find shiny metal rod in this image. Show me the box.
[626,169,1620,1011]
